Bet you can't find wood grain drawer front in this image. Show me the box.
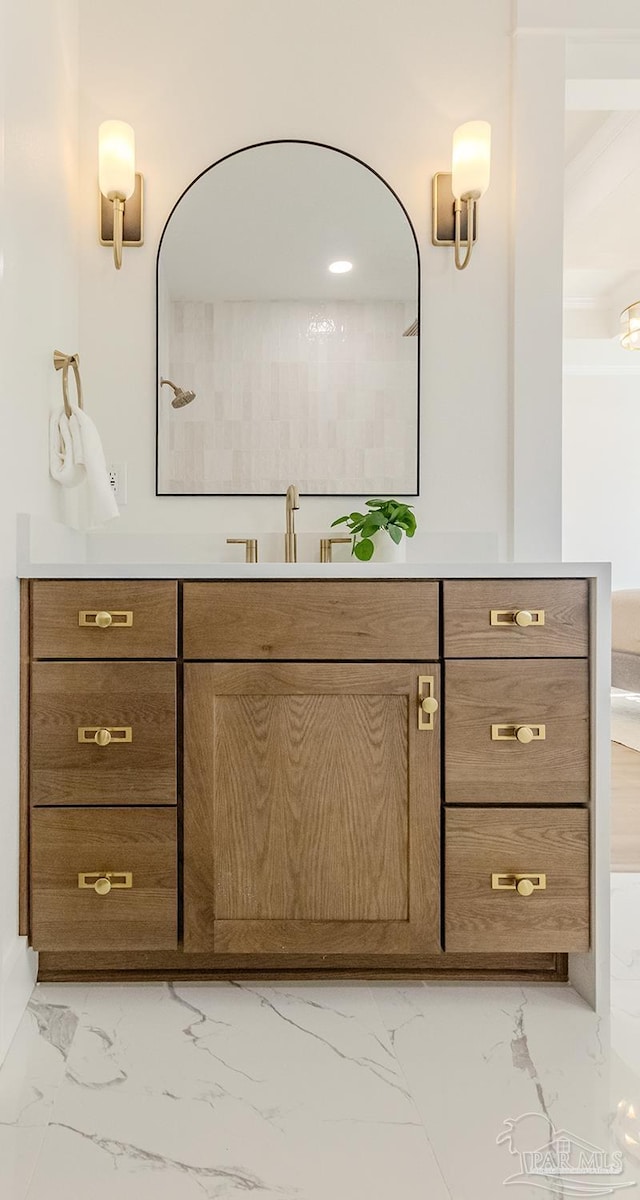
[445,808,589,952]
[445,659,589,804]
[183,581,439,660]
[30,662,177,805]
[31,581,177,659]
[30,808,177,951]
[443,579,588,657]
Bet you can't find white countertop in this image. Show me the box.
[18,559,610,579]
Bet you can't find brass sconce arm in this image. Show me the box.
[454,196,477,271]
[111,196,125,271]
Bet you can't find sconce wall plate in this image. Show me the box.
[432,172,477,247]
[99,173,144,247]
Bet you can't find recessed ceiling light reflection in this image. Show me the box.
[328,260,353,274]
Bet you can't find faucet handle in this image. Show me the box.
[227,538,258,563]
[320,537,351,563]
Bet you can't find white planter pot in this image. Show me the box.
[369,530,406,563]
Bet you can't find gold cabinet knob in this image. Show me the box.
[514,610,533,627]
[418,675,438,731]
[515,725,534,744]
[79,610,133,628]
[78,725,132,746]
[78,871,133,892]
[492,872,546,893]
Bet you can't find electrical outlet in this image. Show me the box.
[108,463,128,506]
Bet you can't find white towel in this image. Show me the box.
[49,404,119,527]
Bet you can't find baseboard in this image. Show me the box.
[0,939,37,1062]
[38,950,569,984]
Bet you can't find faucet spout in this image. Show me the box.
[284,484,300,563]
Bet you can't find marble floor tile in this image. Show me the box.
[0,1126,48,1200]
[26,982,450,1199]
[3,882,640,1198]
[24,1097,448,1200]
[0,982,87,1127]
[64,981,410,1108]
[0,984,88,1199]
[372,981,639,1199]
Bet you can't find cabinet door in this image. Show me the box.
[184,663,440,957]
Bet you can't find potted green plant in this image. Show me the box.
[331,499,417,561]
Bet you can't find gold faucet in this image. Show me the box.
[284,484,300,563]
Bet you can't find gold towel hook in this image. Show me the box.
[53,350,83,418]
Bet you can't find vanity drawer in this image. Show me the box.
[30,807,177,950]
[183,581,439,659]
[445,659,589,804]
[30,662,177,805]
[443,579,588,657]
[444,807,589,952]
[31,581,177,659]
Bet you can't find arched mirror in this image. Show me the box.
[156,140,419,496]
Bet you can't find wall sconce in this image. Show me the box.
[98,120,144,270]
[432,120,491,270]
[620,302,640,349]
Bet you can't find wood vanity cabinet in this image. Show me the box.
[20,576,592,983]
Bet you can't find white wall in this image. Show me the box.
[77,0,512,556]
[564,368,640,590]
[0,0,79,1057]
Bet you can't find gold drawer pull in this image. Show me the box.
[490,608,545,628]
[79,610,134,629]
[492,872,546,896]
[78,726,133,746]
[491,723,545,743]
[418,675,438,730]
[78,871,133,895]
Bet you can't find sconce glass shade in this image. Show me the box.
[451,120,491,201]
[621,302,640,350]
[98,120,136,201]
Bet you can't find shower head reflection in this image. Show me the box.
[160,378,196,408]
